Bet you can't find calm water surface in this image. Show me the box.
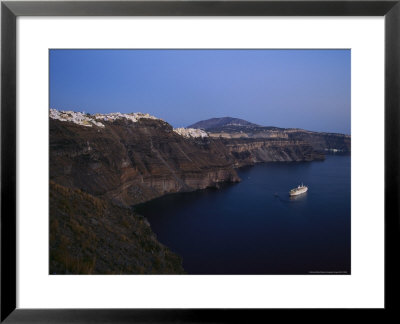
[135,155,350,274]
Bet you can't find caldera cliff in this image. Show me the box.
[222,138,325,167]
[50,117,240,207]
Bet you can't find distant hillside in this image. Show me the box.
[188,117,259,130]
[189,117,351,153]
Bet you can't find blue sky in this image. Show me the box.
[50,49,350,134]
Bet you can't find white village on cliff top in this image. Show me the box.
[49,108,209,139]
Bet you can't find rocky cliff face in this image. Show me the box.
[286,130,351,153]
[50,118,240,207]
[221,138,325,167]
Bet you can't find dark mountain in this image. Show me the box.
[188,117,259,130]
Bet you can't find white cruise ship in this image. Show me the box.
[289,184,308,196]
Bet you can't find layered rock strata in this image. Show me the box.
[50,118,240,207]
[222,138,325,167]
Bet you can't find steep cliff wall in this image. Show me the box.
[50,118,240,206]
[286,130,351,153]
[221,138,325,167]
[209,129,350,153]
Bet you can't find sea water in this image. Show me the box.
[135,155,351,274]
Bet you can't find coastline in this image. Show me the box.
[49,114,350,274]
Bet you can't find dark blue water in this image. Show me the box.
[135,155,351,274]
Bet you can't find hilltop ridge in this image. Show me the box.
[188,116,351,153]
[188,117,259,130]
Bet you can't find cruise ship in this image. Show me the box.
[289,184,308,196]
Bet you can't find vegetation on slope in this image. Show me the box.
[50,181,184,274]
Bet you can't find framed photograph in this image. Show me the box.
[1,0,399,322]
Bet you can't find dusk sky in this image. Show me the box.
[50,49,350,134]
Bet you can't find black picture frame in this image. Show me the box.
[1,0,399,322]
